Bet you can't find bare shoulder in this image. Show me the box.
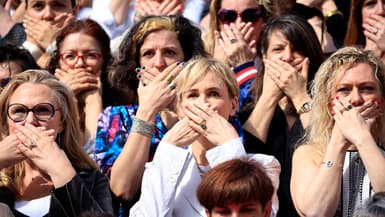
[293,144,323,165]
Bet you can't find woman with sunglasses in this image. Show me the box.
[240,14,325,217]
[0,69,114,216]
[47,19,114,155]
[203,0,267,108]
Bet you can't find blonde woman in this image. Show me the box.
[291,47,385,217]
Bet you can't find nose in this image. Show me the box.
[24,111,39,126]
[349,88,364,106]
[74,56,87,68]
[153,52,167,71]
[41,6,55,21]
[375,2,385,15]
[280,47,294,63]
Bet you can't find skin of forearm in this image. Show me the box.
[293,144,345,217]
[109,0,132,25]
[355,136,385,191]
[110,104,158,200]
[110,133,152,200]
[243,94,279,143]
[83,93,103,142]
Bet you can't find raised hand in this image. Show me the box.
[363,14,385,51]
[14,124,76,187]
[136,62,184,118]
[134,0,183,22]
[264,58,309,103]
[161,116,200,147]
[23,13,75,49]
[55,68,99,96]
[332,97,375,147]
[183,102,239,147]
[0,134,26,169]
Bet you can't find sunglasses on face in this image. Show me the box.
[218,7,264,24]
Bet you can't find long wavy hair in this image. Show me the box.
[108,15,207,105]
[304,46,385,152]
[0,70,98,194]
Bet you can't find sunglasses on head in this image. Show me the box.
[218,7,264,24]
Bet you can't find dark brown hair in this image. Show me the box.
[344,0,366,46]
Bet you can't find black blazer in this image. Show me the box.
[0,169,114,217]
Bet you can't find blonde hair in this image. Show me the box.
[175,57,239,107]
[304,46,385,152]
[0,70,98,193]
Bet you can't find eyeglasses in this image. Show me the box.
[7,103,60,122]
[60,50,102,67]
[218,7,264,24]
[0,77,11,88]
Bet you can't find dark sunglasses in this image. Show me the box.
[0,77,11,88]
[218,7,264,24]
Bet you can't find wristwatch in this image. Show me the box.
[297,101,311,115]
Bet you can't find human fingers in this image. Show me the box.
[159,0,183,15]
[300,58,309,82]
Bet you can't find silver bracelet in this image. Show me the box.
[131,117,155,138]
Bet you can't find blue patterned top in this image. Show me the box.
[94,104,167,177]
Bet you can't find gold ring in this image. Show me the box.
[166,74,174,84]
[199,119,207,130]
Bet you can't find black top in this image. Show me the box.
[239,107,304,217]
[0,169,114,217]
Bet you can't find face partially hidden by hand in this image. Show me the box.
[7,83,63,139]
[177,71,237,121]
[25,0,73,21]
[329,62,384,121]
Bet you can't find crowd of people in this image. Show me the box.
[1,0,385,217]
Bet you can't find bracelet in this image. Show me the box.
[326,9,344,19]
[321,160,334,168]
[131,117,155,138]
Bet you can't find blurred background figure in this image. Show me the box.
[345,0,385,63]
[0,42,40,92]
[354,192,385,217]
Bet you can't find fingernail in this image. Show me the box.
[136,74,142,79]
[336,96,339,100]
[135,68,141,73]
[176,61,181,65]
[141,66,146,70]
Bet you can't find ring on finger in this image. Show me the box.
[199,119,207,130]
[374,28,379,35]
[230,38,238,44]
[346,104,353,110]
[29,140,37,150]
[166,74,174,84]
[169,81,176,90]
